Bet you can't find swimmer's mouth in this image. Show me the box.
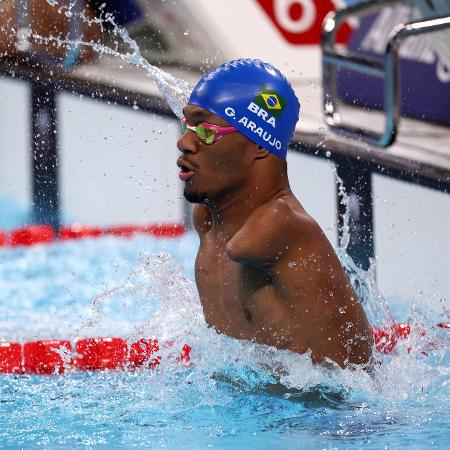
[177,159,195,182]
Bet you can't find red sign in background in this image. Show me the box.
[256,0,352,45]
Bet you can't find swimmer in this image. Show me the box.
[176,59,372,368]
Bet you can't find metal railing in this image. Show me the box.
[322,0,450,147]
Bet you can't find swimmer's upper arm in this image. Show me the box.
[192,204,212,236]
[226,199,312,265]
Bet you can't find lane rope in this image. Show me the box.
[0,223,186,247]
[0,337,192,374]
[0,322,448,374]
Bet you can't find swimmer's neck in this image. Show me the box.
[204,179,291,239]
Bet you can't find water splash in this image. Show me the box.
[80,251,203,343]
[72,240,447,407]
[333,172,449,377]
[45,159,446,403]
[334,170,394,328]
[25,1,193,117]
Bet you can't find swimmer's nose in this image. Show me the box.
[177,130,199,154]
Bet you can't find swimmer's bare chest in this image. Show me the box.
[195,234,306,351]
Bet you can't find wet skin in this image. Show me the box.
[177,105,373,368]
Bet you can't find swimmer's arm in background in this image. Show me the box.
[192,204,212,239]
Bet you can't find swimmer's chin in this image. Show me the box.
[183,189,209,204]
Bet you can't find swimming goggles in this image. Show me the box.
[181,117,237,145]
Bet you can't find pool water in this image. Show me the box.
[0,233,449,449]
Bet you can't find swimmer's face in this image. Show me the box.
[177,104,256,204]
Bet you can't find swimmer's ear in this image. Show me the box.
[254,145,270,160]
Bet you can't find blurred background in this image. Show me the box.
[0,0,449,307]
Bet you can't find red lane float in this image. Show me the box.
[107,225,144,238]
[59,225,103,240]
[144,224,185,238]
[178,344,192,364]
[370,323,411,354]
[129,338,161,369]
[369,321,449,354]
[24,339,71,374]
[0,342,22,374]
[0,337,191,375]
[74,338,128,371]
[1,223,186,247]
[10,225,55,246]
[0,323,445,375]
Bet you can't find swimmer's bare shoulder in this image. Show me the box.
[225,193,314,264]
[226,193,347,285]
[226,194,372,366]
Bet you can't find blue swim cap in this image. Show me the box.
[188,59,300,159]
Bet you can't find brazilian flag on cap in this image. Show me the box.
[253,87,286,119]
